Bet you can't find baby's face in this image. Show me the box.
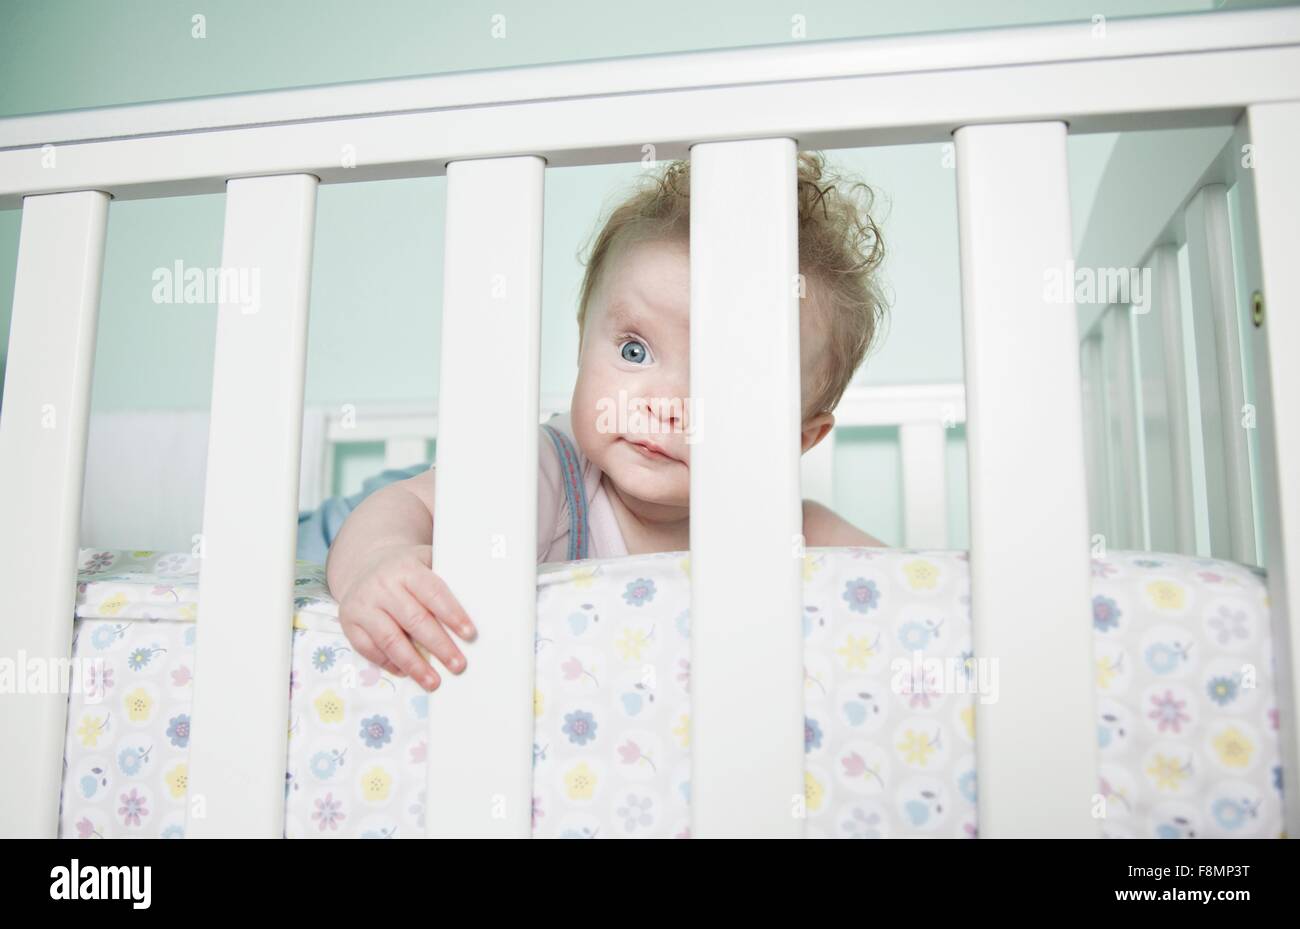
[570,237,831,512]
[571,238,693,510]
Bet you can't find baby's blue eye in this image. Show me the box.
[620,340,648,364]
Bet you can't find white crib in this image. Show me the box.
[1,8,1298,839]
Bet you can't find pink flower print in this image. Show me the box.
[171,665,191,687]
[560,656,599,686]
[676,658,690,693]
[76,816,103,839]
[532,795,544,830]
[840,751,884,788]
[1090,560,1118,579]
[1197,571,1224,584]
[618,739,657,772]
[1269,707,1279,731]
[1148,690,1190,733]
[118,788,148,827]
[312,792,345,831]
[84,664,114,699]
[410,740,427,764]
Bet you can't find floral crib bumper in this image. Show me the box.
[59,547,1284,839]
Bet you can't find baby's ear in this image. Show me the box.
[800,412,834,454]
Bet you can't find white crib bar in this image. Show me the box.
[185,174,318,838]
[0,191,109,837]
[1244,101,1300,840]
[1101,305,1146,550]
[954,122,1100,837]
[899,422,949,549]
[427,156,543,838]
[1184,185,1257,565]
[689,139,804,838]
[1151,244,1199,555]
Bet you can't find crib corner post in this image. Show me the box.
[1242,100,1300,840]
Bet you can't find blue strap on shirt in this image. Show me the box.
[541,423,590,561]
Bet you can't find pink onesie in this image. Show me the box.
[537,413,628,564]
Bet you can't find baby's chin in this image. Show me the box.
[599,458,689,510]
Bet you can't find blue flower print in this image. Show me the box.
[312,646,333,671]
[1092,596,1120,633]
[117,745,150,777]
[359,715,393,749]
[90,625,122,650]
[562,710,598,746]
[898,622,931,651]
[842,578,880,614]
[805,717,823,753]
[160,824,185,839]
[1207,675,1239,707]
[1144,641,1187,674]
[958,769,978,805]
[623,578,656,607]
[311,749,345,780]
[1211,797,1247,830]
[165,714,190,748]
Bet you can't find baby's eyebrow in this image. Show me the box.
[603,303,645,330]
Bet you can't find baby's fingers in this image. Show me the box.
[406,569,476,642]
[367,612,441,691]
[384,587,466,676]
[348,624,406,678]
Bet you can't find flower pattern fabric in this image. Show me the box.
[57,546,1283,838]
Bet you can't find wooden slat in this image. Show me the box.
[1242,101,1300,839]
[426,156,544,837]
[689,138,804,837]
[1184,184,1256,564]
[185,174,318,837]
[954,121,1099,837]
[0,191,109,837]
[1132,251,1181,554]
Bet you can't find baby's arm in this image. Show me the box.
[802,498,886,547]
[326,469,476,691]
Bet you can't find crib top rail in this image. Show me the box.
[2,8,1299,209]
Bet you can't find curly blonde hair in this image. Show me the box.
[575,151,888,418]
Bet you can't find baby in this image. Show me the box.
[325,151,889,691]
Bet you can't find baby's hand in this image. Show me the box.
[336,543,476,691]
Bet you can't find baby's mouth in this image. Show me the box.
[623,437,682,464]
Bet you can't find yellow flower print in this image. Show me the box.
[1146,754,1188,790]
[1096,655,1119,689]
[361,766,392,801]
[165,764,188,799]
[564,762,598,800]
[123,688,153,722]
[130,550,156,559]
[569,566,597,589]
[672,713,691,748]
[178,603,197,621]
[897,729,936,766]
[960,705,976,741]
[1146,580,1185,611]
[802,555,821,582]
[1213,727,1253,768]
[804,771,825,813]
[98,593,129,616]
[77,714,107,748]
[533,688,545,718]
[678,556,691,576]
[835,634,875,671]
[903,560,939,590]
[615,627,650,662]
[314,689,345,724]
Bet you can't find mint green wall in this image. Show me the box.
[2,0,1279,548]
